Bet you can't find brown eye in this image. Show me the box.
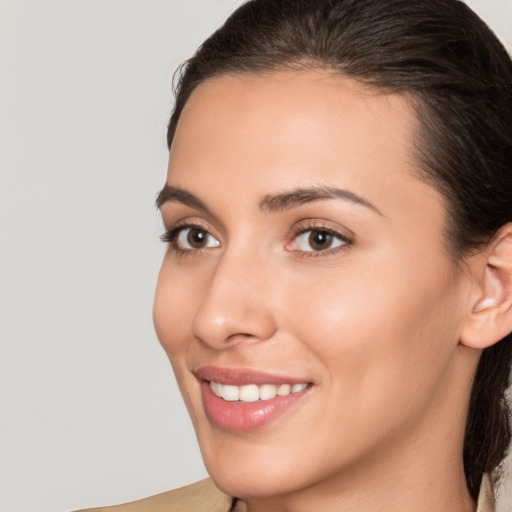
[187,228,208,248]
[292,228,347,253]
[308,231,333,251]
[175,226,220,251]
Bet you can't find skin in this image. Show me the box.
[154,70,482,512]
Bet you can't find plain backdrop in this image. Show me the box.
[1,1,511,511]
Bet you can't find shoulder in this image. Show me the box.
[75,478,233,512]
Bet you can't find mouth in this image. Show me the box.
[209,380,309,402]
[195,367,313,431]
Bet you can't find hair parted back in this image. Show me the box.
[167,0,512,499]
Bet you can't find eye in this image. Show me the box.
[161,225,220,251]
[289,228,350,253]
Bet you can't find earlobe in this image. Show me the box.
[460,224,512,350]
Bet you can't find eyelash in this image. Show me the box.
[160,222,215,256]
[160,222,353,257]
[288,223,353,257]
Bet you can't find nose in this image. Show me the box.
[191,251,277,349]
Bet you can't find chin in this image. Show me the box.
[198,436,322,500]
[207,464,300,500]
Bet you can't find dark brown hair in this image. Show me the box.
[167,0,512,499]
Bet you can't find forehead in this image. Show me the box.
[167,70,442,227]
[176,70,416,141]
[170,70,418,178]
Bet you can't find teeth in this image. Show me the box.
[211,381,222,396]
[277,383,291,396]
[291,383,308,393]
[222,385,240,402]
[209,381,309,402]
[239,384,260,402]
[260,384,277,400]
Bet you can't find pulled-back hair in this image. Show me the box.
[167,0,512,499]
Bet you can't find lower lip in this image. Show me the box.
[201,380,311,432]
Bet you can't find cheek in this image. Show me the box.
[154,263,206,419]
[153,263,196,362]
[280,256,461,410]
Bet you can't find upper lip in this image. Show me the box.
[195,365,312,386]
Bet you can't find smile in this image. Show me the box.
[200,380,312,431]
[209,381,309,402]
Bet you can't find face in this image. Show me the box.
[154,71,473,500]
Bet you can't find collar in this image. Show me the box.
[476,474,495,512]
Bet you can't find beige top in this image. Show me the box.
[77,474,495,512]
[76,479,231,512]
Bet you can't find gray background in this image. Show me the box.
[1,1,511,511]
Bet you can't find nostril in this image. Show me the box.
[225,332,267,344]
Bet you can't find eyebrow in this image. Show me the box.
[156,185,211,214]
[156,184,382,216]
[260,185,382,215]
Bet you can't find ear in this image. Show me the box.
[460,223,512,349]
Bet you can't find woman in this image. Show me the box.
[81,0,512,510]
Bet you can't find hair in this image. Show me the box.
[167,0,512,500]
